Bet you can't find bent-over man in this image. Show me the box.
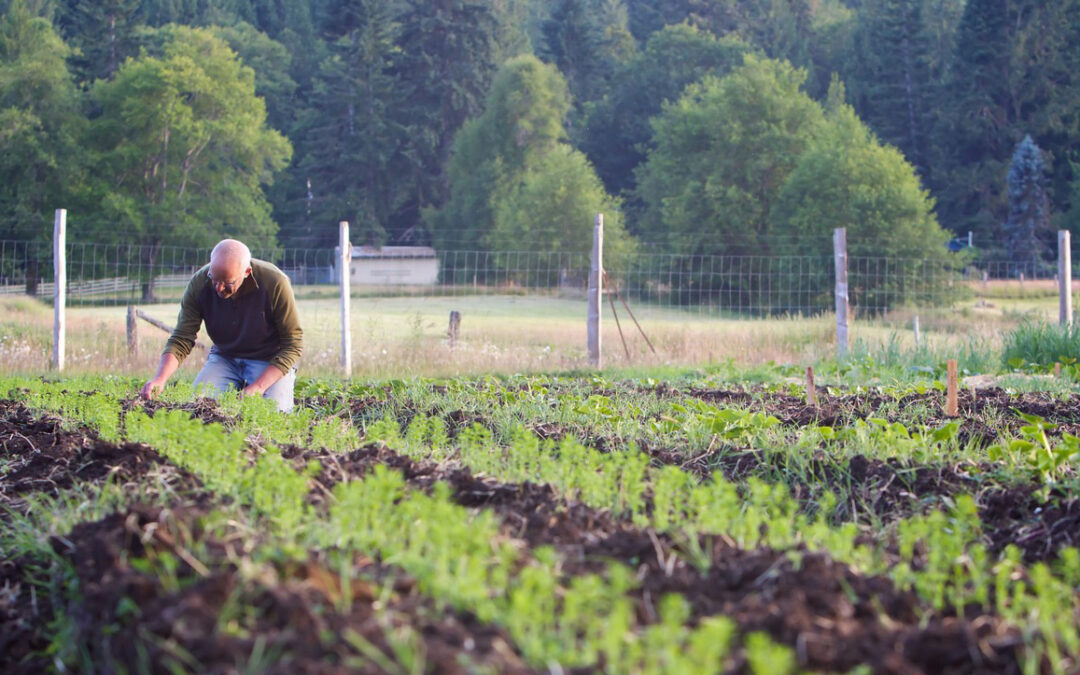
[140,239,303,412]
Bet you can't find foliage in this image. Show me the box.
[1004,135,1052,272]
[1001,321,1080,370]
[636,54,823,257]
[429,53,633,270]
[579,22,750,207]
[0,0,83,243]
[84,25,291,299]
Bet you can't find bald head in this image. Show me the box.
[208,239,252,299]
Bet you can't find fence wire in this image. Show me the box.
[0,239,1069,318]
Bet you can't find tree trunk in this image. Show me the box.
[25,258,38,297]
[141,242,159,303]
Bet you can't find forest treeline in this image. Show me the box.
[1,0,1077,268]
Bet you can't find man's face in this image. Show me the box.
[207,261,249,299]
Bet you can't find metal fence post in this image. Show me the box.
[1059,230,1072,326]
[588,213,603,368]
[339,221,351,378]
[53,209,66,371]
[834,228,849,359]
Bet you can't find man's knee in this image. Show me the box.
[263,369,296,413]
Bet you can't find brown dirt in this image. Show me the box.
[2,504,532,674]
[122,396,235,427]
[286,442,1025,674]
[0,400,199,510]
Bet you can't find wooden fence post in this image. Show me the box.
[339,221,351,378]
[127,305,138,357]
[53,209,66,371]
[448,310,461,347]
[588,213,603,368]
[834,228,849,359]
[1059,230,1073,326]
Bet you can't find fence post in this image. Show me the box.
[1059,230,1073,326]
[53,209,66,371]
[448,310,461,347]
[127,305,138,357]
[588,213,603,368]
[339,221,351,378]
[833,227,849,359]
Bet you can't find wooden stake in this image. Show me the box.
[945,359,958,417]
[805,366,817,407]
[127,305,138,357]
[1055,362,1062,379]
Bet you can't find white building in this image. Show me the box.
[334,245,439,285]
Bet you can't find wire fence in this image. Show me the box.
[0,238,1070,318]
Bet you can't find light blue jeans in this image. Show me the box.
[193,352,296,412]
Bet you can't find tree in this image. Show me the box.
[541,0,634,114]
[0,0,84,293]
[86,25,291,300]
[284,0,405,248]
[427,54,634,272]
[846,0,932,175]
[393,0,499,234]
[1004,135,1051,272]
[488,144,634,278]
[209,22,297,132]
[635,55,823,256]
[929,0,1080,244]
[580,23,748,215]
[427,54,570,253]
[773,86,954,308]
[55,0,141,82]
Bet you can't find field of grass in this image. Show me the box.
[1,282,1070,380]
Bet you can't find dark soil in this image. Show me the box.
[286,442,1025,674]
[0,400,199,509]
[123,396,235,427]
[1,504,532,674]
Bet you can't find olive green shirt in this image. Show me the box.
[164,259,303,374]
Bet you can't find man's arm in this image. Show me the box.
[142,270,206,399]
[242,365,285,397]
[141,353,181,400]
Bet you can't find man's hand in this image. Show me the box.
[142,353,181,401]
[141,378,166,400]
[241,383,264,397]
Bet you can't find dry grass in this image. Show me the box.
[0,290,1054,379]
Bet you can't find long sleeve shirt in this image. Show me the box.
[163,259,303,374]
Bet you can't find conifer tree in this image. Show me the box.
[1004,135,1051,272]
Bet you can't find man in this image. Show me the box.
[140,239,303,412]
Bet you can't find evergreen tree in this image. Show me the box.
[848,0,931,175]
[284,0,404,248]
[541,0,633,111]
[55,0,140,82]
[1004,135,1051,271]
[393,0,498,234]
